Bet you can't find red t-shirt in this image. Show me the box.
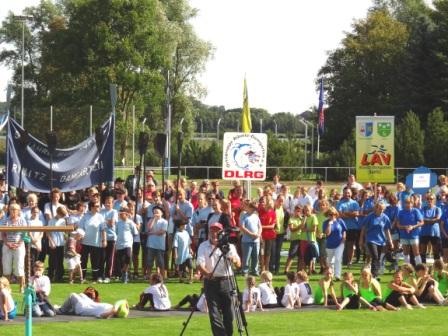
[259,207,277,240]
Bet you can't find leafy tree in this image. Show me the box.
[396,111,424,166]
[424,107,448,167]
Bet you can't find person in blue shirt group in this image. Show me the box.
[359,202,393,278]
[100,196,118,283]
[240,201,262,277]
[384,194,401,271]
[115,207,138,284]
[173,221,193,283]
[146,206,168,279]
[336,188,360,266]
[419,193,442,264]
[323,207,347,280]
[396,197,424,266]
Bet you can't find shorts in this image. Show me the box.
[419,280,436,303]
[299,240,309,259]
[345,295,360,309]
[146,247,165,269]
[385,291,411,307]
[346,230,360,243]
[317,238,327,258]
[400,238,419,246]
[442,239,448,249]
[370,298,384,307]
[133,242,141,257]
[178,258,193,272]
[420,236,441,247]
[261,239,274,257]
[288,240,300,258]
[65,255,81,270]
[2,244,25,276]
[117,247,132,265]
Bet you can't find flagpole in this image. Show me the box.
[317,124,320,160]
[110,84,117,182]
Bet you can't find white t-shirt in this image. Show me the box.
[31,275,51,296]
[281,283,299,308]
[258,282,278,305]
[196,240,239,277]
[143,284,171,310]
[0,288,14,313]
[242,287,261,312]
[298,282,314,305]
[74,293,113,318]
[196,293,207,313]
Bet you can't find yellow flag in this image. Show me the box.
[241,78,252,133]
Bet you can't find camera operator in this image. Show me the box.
[197,222,241,336]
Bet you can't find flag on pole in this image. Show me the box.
[318,78,325,136]
[241,77,252,133]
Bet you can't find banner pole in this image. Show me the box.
[132,105,135,168]
[89,105,93,137]
[50,105,53,131]
[110,84,117,182]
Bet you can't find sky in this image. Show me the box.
[0,0,377,114]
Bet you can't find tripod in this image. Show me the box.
[180,243,249,336]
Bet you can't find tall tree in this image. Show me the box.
[424,107,448,167]
[396,111,424,166]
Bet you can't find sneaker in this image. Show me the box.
[103,278,111,284]
[98,278,104,284]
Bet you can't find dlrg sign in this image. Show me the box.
[222,132,267,181]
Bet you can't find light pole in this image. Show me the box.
[132,105,135,167]
[260,118,263,133]
[13,15,32,128]
[298,118,308,172]
[217,118,222,140]
[303,119,315,172]
[237,119,240,132]
[273,119,278,136]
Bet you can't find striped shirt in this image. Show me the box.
[4,217,26,243]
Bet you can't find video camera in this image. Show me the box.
[216,227,240,253]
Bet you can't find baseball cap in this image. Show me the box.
[209,222,223,231]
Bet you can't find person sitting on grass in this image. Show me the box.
[432,259,448,296]
[296,271,314,306]
[0,277,16,321]
[384,270,425,310]
[134,273,171,311]
[338,272,376,311]
[414,263,446,305]
[400,263,418,291]
[56,288,129,318]
[242,276,263,312]
[258,271,279,308]
[359,266,397,311]
[278,272,300,309]
[174,286,208,313]
[30,261,56,317]
[314,267,341,309]
[173,221,193,283]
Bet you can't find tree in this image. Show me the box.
[396,111,424,166]
[424,107,448,167]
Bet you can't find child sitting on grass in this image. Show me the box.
[278,272,300,309]
[296,271,314,306]
[314,267,340,309]
[414,263,446,305]
[0,277,16,321]
[384,270,425,310]
[359,266,397,311]
[174,286,208,313]
[338,272,376,311]
[30,261,56,317]
[258,271,279,308]
[134,273,171,311]
[242,276,263,312]
[433,259,448,296]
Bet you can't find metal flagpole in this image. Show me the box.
[50,105,53,131]
[89,105,93,136]
[132,105,135,168]
[110,84,117,182]
[317,124,320,160]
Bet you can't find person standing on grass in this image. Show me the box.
[47,206,68,282]
[284,205,302,274]
[78,201,107,283]
[259,196,277,273]
[128,200,143,280]
[240,201,262,277]
[173,221,193,283]
[146,206,168,279]
[336,187,360,267]
[42,188,66,264]
[323,207,347,281]
[419,193,442,264]
[315,200,330,273]
[115,207,138,284]
[396,197,424,266]
[271,195,288,274]
[359,202,393,278]
[100,196,118,283]
[384,194,401,271]
[299,205,319,274]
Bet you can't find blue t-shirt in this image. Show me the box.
[241,213,261,243]
[420,206,442,237]
[398,190,413,206]
[169,201,194,235]
[100,208,118,241]
[323,218,347,249]
[336,199,360,230]
[384,205,401,234]
[147,218,168,250]
[78,212,106,247]
[47,217,66,247]
[173,230,192,264]
[363,212,391,246]
[192,206,213,240]
[398,208,423,240]
[115,218,138,250]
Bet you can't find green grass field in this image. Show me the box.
[1,256,446,336]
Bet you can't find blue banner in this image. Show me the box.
[7,115,114,192]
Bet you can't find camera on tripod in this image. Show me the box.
[217,227,240,251]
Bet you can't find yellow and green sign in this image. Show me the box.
[356,116,395,183]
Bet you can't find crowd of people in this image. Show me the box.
[2,170,448,322]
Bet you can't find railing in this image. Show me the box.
[114,166,448,183]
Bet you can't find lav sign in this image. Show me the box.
[222,132,267,181]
